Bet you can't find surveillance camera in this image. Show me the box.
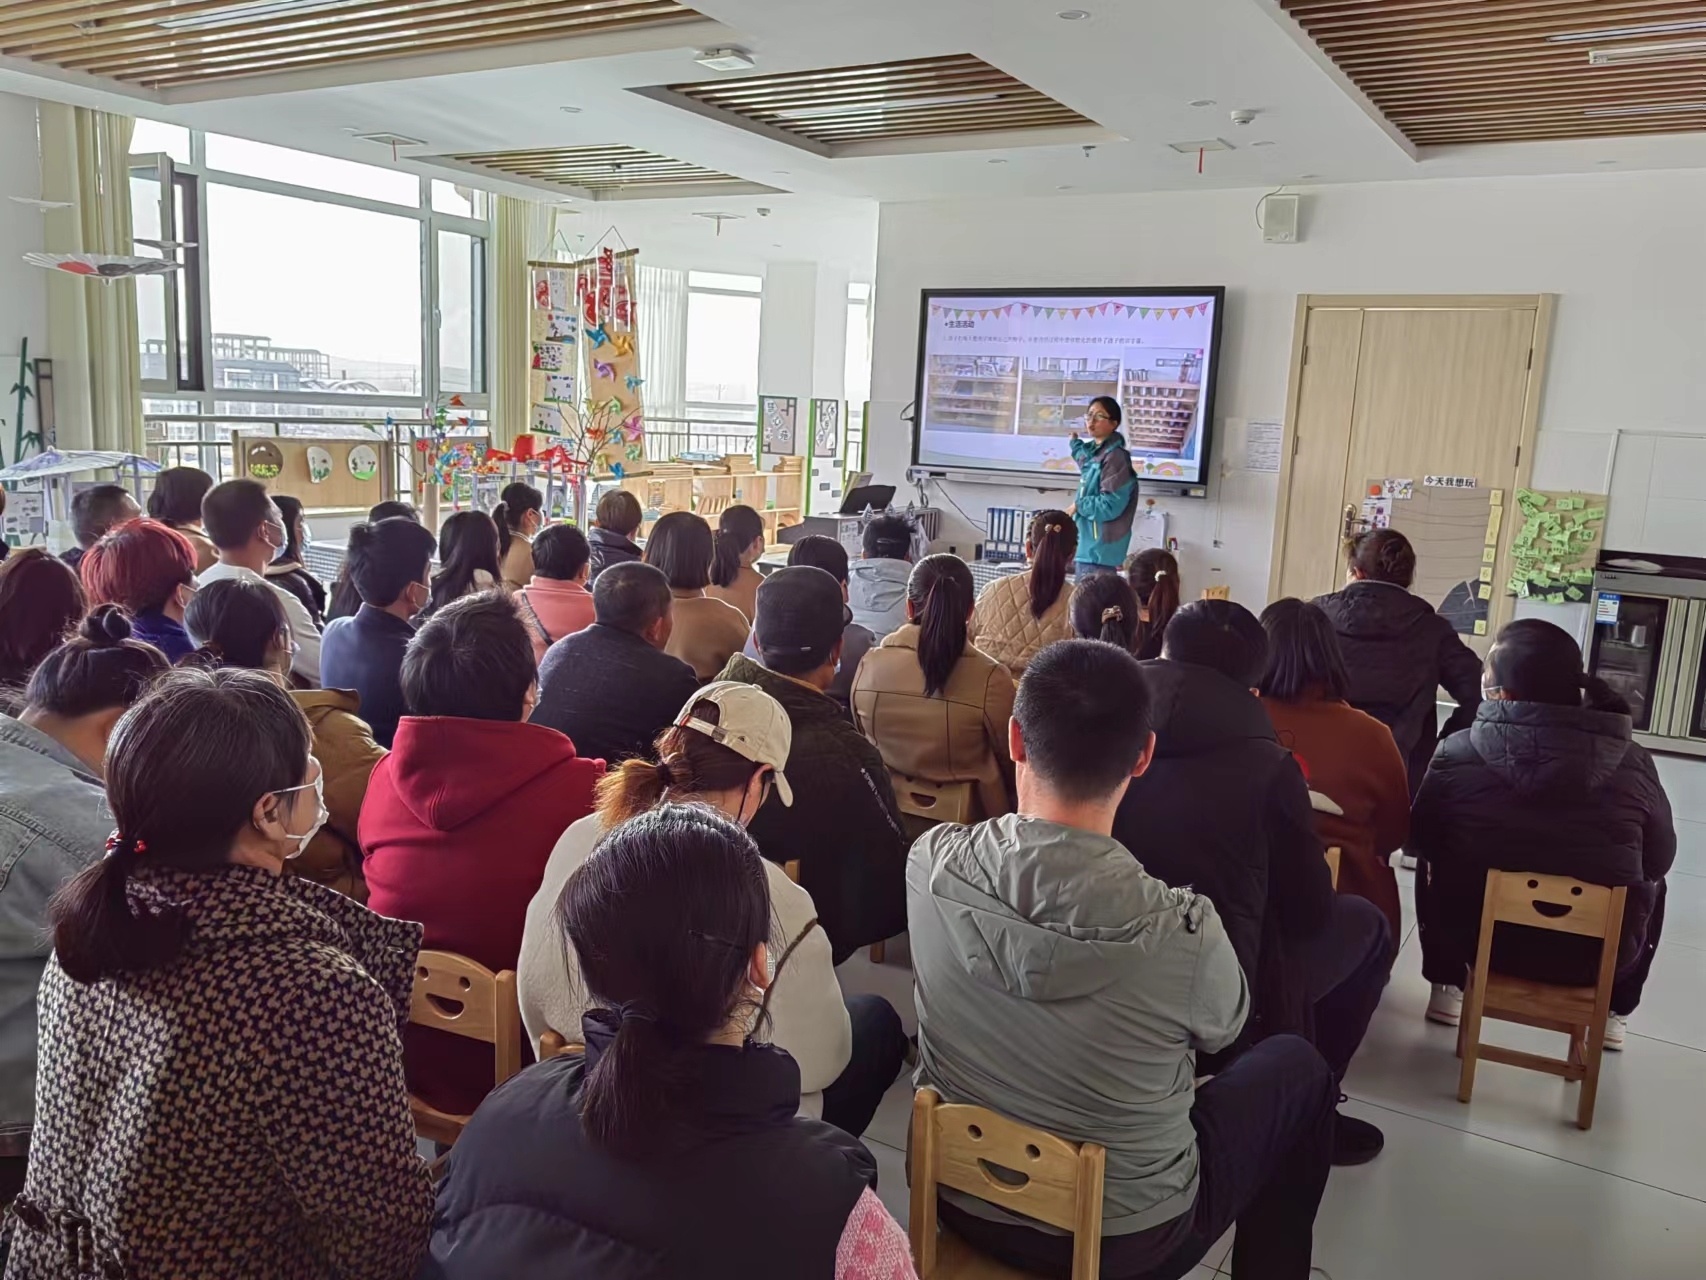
[756,206,772,217]
[1230,108,1258,126]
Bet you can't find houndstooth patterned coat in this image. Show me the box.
[4,864,434,1280]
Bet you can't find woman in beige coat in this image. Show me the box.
[851,554,1015,834]
[968,510,1078,680]
[646,511,752,681]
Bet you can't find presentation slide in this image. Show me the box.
[913,289,1223,485]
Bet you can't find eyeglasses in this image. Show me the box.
[1085,411,1114,423]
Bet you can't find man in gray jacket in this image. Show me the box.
[910,639,1336,1280]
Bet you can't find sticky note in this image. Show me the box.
[1479,567,1494,583]
[1508,577,1528,597]
[1474,620,1488,636]
[1582,506,1606,521]
[1489,489,1503,507]
[1478,583,1491,600]
[1566,586,1585,601]
[1482,546,1498,564]
[1485,507,1503,540]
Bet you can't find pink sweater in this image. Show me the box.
[516,576,596,665]
[837,1188,919,1280]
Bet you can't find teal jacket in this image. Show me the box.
[1071,433,1139,567]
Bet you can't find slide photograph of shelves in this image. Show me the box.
[925,354,1019,433]
[1017,356,1120,437]
[1121,349,1204,456]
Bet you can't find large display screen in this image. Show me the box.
[912,287,1225,488]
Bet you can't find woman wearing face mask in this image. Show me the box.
[186,577,386,901]
[9,666,434,1280]
[493,482,546,592]
[265,495,327,627]
[79,517,200,662]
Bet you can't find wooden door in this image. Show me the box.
[1270,296,1553,644]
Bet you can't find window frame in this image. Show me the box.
[132,126,492,416]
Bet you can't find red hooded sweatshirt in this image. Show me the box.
[360,715,604,1115]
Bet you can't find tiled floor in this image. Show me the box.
[840,753,1706,1279]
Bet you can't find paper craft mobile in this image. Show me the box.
[8,197,74,210]
[625,374,645,393]
[134,238,198,251]
[25,252,182,281]
[592,359,616,381]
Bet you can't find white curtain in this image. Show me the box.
[38,103,142,454]
[637,264,686,427]
[489,195,556,449]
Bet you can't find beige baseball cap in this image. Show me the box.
[674,682,794,807]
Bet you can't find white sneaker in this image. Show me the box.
[1604,1013,1627,1051]
[1426,983,1464,1027]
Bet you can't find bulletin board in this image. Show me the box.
[237,434,391,511]
[1508,488,1608,604]
[1362,476,1498,637]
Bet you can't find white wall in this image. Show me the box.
[868,170,1706,603]
[0,92,48,433]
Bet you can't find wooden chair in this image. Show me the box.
[909,1088,1105,1280]
[538,1029,585,1058]
[407,950,522,1146]
[1324,846,1341,889]
[1456,871,1628,1131]
[784,859,801,883]
[870,772,975,965]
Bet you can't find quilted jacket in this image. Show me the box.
[968,570,1075,681]
[290,687,387,902]
[7,865,433,1280]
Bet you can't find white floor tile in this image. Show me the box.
[867,1137,910,1226]
[1655,756,1706,825]
[1656,865,1706,949]
[1622,937,1706,1052]
[867,1072,914,1152]
[1669,818,1706,881]
[1314,1101,1706,1280]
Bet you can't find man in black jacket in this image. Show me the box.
[585,489,645,583]
[718,566,908,964]
[531,562,699,765]
[1113,602,1393,1166]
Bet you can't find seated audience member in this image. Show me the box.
[519,684,908,1136]
[0,608,167,1197]
[1259,598,1410,941]
[0,550,85,695]
[852,554,1015,832]
[264,495,327,626]
[361,592,603,1115]
[1114,601,1392,1165]
[429,805,913,1280]
[198,479,321,684]
[321,516,438,749]
[187,578,385,901]
[646,511,750,680]
[968,510,1077,679]
[79,518,199,663]
[847,513,914,639]
[531,562,699,765]
[1128,548,1182,661]
[1314,529,1482,797]
[327,500,420,622]
[146,465,218,573]
[911,639,1334,1280]
[741,535,876,710]
[1412,619,1675,1046]
[718,567,908,963]
[516,524,596,665]
[14,667,432,1280]
[707,504,767,624]
[1070,570,1141,649]
[423,510,503,618]
[60,484,140,573]
[493,482,545,591]
[586,488,645,582]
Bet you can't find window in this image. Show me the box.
[203,134,420,206]
[431,180,489,220]
[435,229,486,395]
[845,282,873,471]
[685,272,762,415]
[131,119,190,164]
[688,270,762,294]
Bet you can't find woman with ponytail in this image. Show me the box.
[851,554,1016,829]
[1411,618,1675,1045]
[1314,527,1484,797]
[0,607,167,1198]
[706,503,768,624]
[13,666,433,1280]
[185,577,386,901]
[519,682,905,1137]
[1128,546,1181,660]
[493,481,545,590]
[434,803,916,1280]
[968,509,1078,679]
[423,509,503,618]
[1069,570,1141,651]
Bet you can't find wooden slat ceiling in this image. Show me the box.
[449,145,747,194]
[666,53,1093,147]
[0,0,701,89]
[1282,1,1706,146]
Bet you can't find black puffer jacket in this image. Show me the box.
[718,654,909,962]
[1113,660,1334,1044]
[1411,700,1676,988]
[1313,580,1484,796]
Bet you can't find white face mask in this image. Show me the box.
[273,772,328,859]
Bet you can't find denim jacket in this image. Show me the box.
[0,716,111,1155]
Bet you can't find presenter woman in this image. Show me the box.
[1069,396,1139,578]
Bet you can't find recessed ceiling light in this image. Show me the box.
[1056,183,1076,190]
[1166,138,1234,154]
[1548,19,1706,43]
[1584,101,1706,118]
[988,158,1008,164]
[559,105,582,114]
[1188,98,1216,108]
[1251,139,1277,147]
[1299,173,1319,181]
[1597,158,1619,165]
[1586,40,1706,66]
[1058,9,1090,20]
[695,47,757,72]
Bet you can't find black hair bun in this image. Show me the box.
[81,603,134,645]
[347,522,375,547]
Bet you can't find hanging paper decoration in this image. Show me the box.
[347,444,380,482]
[613,256,632,329]
[597,247,614,321]
[246,440,283,479]
[609,332,634,357]
[305,446,333,484]
[592,359,616,381]
[25,251,182,282]
[625,374,645,393]
[586,324,608,349]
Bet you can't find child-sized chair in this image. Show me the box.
[407,950,522,1145]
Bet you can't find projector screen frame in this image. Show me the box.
[910,284,1227,497]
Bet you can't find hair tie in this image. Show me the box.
[1101,605,1124,623]
[655,758,676,788]
[1045,523,1062,534]
[104,831,146,857]
[1154,570,1167,580]
[614,1002,656,1027]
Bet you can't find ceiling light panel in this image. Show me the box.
[445,145,767,199]
[1280,0,1706,147]
[0,0,703,90]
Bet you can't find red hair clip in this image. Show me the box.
[104,832,146,856]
